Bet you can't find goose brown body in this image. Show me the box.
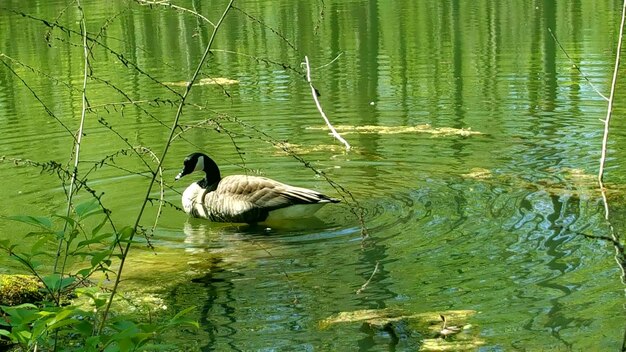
[176,153,339,223]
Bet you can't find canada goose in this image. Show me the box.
[175,152,340,223]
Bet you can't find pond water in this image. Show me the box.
[1,0,626,350]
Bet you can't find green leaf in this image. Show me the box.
[92,217,108,236]
[48,317,80,331]
[0,239,15,252]
[91,250,112,267]
[30,235,54,254]
[46,308,74,326]
[58,276,76,291]
[42,274,60,291]
[0,329,11,337]
[74,320,94,337]
[117,336,136,352]
[7,215,53,229]
[24,230,56,239]
[2,303,38,310]
[75,199,103,219]
[75,267,92,277]
[74,287,98,299]
[42,275,75,291]
[53,215,77,228]
[169,306,198,327]
[77,233,114,248]
[15,329,32,340]
[118,226,135,240]
[1,304,39,326]
[86,335,104,349]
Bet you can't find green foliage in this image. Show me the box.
[0,200,197,351]
[0,298,197,351]
[0,199,114,298]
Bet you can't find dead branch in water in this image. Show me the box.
[598,1,626,349]
[356,261,379,294]
[597,0,626,283]
[303,55,351,151]
[599,0,626,186]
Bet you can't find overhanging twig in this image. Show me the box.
[547,28,608,101]
[136,0,216,27]
[303,55,351,150]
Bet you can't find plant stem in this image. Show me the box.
[53,0,90,296]
[97,0,235,334]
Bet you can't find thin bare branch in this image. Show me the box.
[315,51,343,70]
[136,0,216,27]
[547,28,608,101]
[599,0,626,184]
[0,58,76,140]
[356,261,379,294]
[55,0,91,284]
[98,0,235,333]
[232,5,298,52]
[7,9,183,98]
[0,53,79,93]
[303,56,351,150]
[592,8,626,350]
[210,49,303,74]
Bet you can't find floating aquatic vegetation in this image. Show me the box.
[459,166,625,200]
[273,142,354,155]
[164,77,239,87]
[461,168,492,179]
[320,308,482,350]
[307,124,482,137]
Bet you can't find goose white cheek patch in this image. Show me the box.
[194,155,205,172]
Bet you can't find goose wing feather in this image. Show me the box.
[216,175,335,210]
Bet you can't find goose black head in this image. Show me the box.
[175,152,221,184]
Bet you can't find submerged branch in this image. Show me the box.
[356,261,379,295]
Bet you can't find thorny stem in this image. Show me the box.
[97,0,235,333]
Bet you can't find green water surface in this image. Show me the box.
[1,0,626,350]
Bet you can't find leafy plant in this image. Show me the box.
[0,297,197,351]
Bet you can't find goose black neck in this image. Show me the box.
[201,155,221,187]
